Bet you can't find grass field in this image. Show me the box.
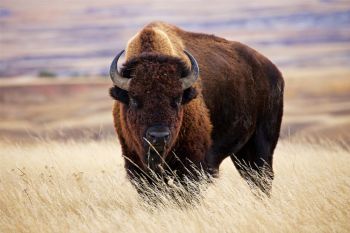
[1,0,350,232]
[0,138,349,233]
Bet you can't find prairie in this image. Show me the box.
[1,0,350,232]
[0,138,349,233]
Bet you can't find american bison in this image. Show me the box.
[109,21,284,195]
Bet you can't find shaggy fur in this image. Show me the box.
[110,21,284,195]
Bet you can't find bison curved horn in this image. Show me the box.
[110,49,131,91]
[110,50,199,91]
[181,50,199,90]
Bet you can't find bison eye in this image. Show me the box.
[129,97,140,109]
[171,96,182,109]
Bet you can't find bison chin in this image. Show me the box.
[143,140,171,175]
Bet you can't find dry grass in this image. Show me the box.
[0,138,349,233]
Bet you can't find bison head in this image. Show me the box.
[109,50,199,174]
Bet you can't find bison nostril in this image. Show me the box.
[148,131,170,144]
[164,134,170,142]
[149,131,170,138]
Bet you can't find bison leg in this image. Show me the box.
[205,150,225,178]
[230,127,276,196]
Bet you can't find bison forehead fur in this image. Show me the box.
[110,21,284,196]
[123,53,188,96]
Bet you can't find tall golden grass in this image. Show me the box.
[0,138,349,233]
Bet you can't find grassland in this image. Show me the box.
[0,138,349,233]
[1,0,350,232]
[0,45,349,233]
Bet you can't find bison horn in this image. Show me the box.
[110,49,199,91]
[181,50,199,90]
[109,49,131,91]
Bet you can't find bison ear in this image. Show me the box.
[182,87,198,105]
[109,86,129,104]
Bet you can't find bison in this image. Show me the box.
[109,21,284,195]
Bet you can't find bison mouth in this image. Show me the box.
[144,141,168,174]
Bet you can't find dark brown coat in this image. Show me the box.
[110,22,284,194]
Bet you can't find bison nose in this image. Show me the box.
[145,126,171,146]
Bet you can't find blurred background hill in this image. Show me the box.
[0,0,350,142]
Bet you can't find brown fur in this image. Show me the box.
[110,21,284,195]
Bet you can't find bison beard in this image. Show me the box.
[109,21,284,199]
